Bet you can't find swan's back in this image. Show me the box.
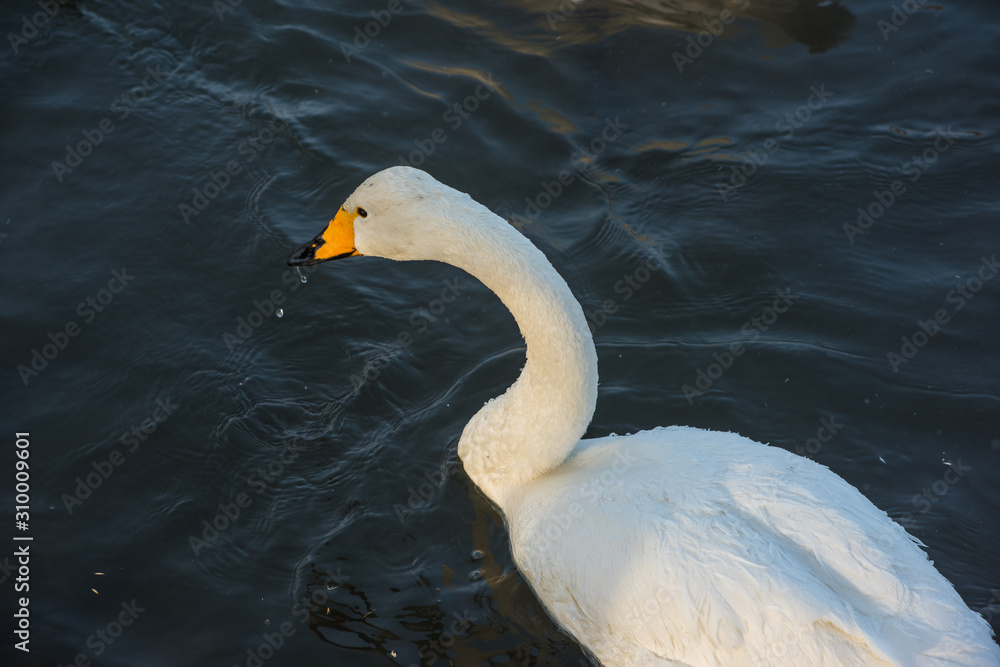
[505,426,999,666]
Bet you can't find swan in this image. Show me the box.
[287,166,1000,666]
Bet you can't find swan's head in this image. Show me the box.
[287,166,480,267]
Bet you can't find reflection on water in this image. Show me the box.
[429,0,854,55]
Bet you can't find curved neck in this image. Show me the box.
[449,214,599,509]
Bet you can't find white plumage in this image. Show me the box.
[508,427,996,665]
[291,166,1000,666]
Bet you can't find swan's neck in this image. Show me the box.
[449,213,598,509]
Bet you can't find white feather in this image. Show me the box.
[323,166,1000,667]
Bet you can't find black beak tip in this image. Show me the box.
[287,235,324,267]
[286,251,315,267]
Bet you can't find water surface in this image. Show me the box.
[1,0,998,664]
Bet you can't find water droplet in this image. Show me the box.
[469,569,484,581]
[296,267,308,284]
[276,308,284,318]
[470,550,484,561]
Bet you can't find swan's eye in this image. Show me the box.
[356,207,367,217]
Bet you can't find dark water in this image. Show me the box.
[1,0,998,664]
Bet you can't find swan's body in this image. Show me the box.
[289,166,999,666]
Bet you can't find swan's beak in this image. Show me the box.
[287,208,361,266]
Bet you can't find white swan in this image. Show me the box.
[288,166,1000,666]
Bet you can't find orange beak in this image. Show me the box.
[287,208,361,266]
